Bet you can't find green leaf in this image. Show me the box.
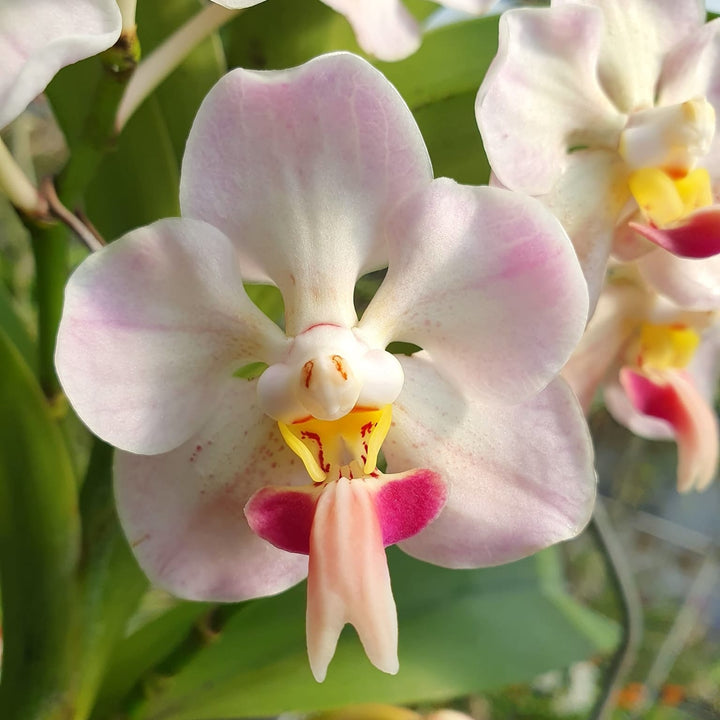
[224,0,360,71]
[0,280,35,375]
[0,329,81,719]
[73,440,149,720]
[375,17,500,184]
[135,547,617,720]
[91,601,213,720]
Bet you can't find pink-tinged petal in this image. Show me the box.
[628,206,720,259]
[0,0,121,128]
[322,0,420,61]
[307,478,398,682]
[385,354,596,568]
[553,0,704,112]
[637,250,720,310]
[658,17,720,114]
[56,218,287,455]
[476,5,624,195]
[619,368,719,491]
[209,0,266,7]
[439,0,498,13]
[539,150,629,310]
[115,378,309,602]
[563,279,650,413]
[180,53,432,335]
[359,180,588,405]
[659,18,720,180]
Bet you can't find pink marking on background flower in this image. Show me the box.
[629,206,720,259]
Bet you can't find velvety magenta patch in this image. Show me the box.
[620,368,688,433]
[630,206,720,259]
[244,486,319,555]
[374,469,446,547]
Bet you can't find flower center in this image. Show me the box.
[619,98,716,227]
[633,323,700,372]
[278,404,392,483]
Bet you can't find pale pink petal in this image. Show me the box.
[563,279,649,413]
[180,53,432,335]
[115,378,309,602]
[553,0,704,112]
[56,218,287,455]
[658,18,720,178]
[476,4,623,195]
[306,478,398,682]
[385,354,596,568]
[435,0,497,14]
[359,180,588,405]
[209,0,266,7]
[619,368,719,491]
[0,0,121,128]
[629,207,720,258]
[637,250,720,310]
[322,0,420,61]
[539,150,628,309]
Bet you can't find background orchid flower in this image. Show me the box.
[563,266,720,492]
[210,0,498,61]
[56,52,595,682]
[0,0,122,129]
[476,0,720,309]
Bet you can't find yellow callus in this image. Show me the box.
[637,323,700,371]
[279,405,393,483]
[628,167,712,227]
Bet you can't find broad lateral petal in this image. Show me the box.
[359,180,588,405]
[56,217,287,455]
[629,207,720,259]
[306,478,398,682]
[180,53,433,335]
[0,0,121,128]
[540,150,628,310]
[115,378,309,602]
[637,250,720,310]
[322,0,420,61]
[476,5,623,195]
[619,368,719,491]
[553,0,704,113]
[386,354,596,568]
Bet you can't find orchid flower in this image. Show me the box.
[210,0,498,61]
[56,52,595,681]
[0,0,122,129]
[563,266,720,492]
[476,0,720,310]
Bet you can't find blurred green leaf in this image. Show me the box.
[135,547,617,720]
[52,0,226,241]
[73,440,149,720]
[92,600,212,720]
[0,329,81,718]
[0,280,35,374]
[225,0,360,70]
[376,17,499,184]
